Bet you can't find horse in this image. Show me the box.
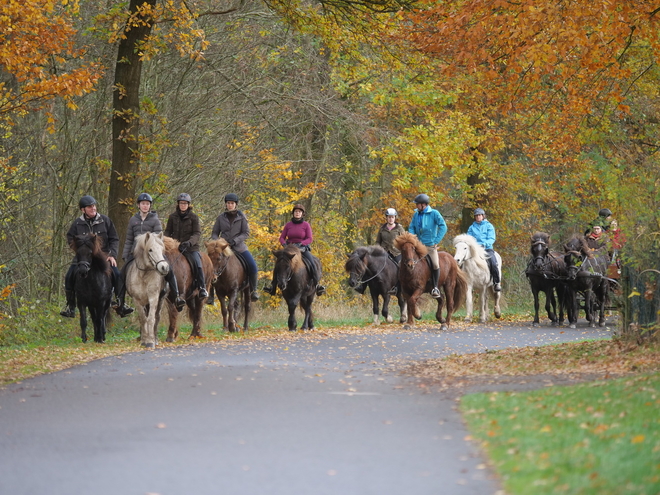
[271,244,320,331]
[525,232,568,327]
[345,245,407,324]
[563,235,610,328]
[452,234,502,323]
[163,237,214,341]
[125,232,170,348]
[70,234,113,343]
[393,232,468,330]
[206,239,251,333]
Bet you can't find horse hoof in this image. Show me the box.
[166,337,174,343]
[141,342,155,349]
[494,311,501,319]
[569,324,576,329]
[533,322,540,327]
[403,324,412,330]
[386,316,393,323]
[464,317,471,323]
[440,324,448,331]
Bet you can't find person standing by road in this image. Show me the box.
[408,194,447,298]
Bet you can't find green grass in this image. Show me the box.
[461,373,660,494]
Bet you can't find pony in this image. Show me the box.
[345,245,407,324]
[206,239,251,332]
[163,237,214,341]
[271,244,320,331]
[393,232,468,330]
[452,234,502,323]
[125,232,170,348]
[525,232,568,327]
[563,235,610,328]
[71,234,113,343]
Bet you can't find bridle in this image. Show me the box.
[401,242,424,269]
[136,249,169,274]
[352,255,389,285]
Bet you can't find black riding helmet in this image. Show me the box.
[177,193,192,203]
[137,193,153,203]
[224,193,239,204]
[79,195,97,208]
[599,208,612,217]
[413,193,430,204]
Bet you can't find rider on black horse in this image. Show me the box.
[376,207,406,295]
[467,207,501,291]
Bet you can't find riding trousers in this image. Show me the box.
[485,248,501,284]
[425,245,440,270]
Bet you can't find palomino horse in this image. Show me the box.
[452,234,502,323]
[125,232,170,348]
[345,245,407,324]
[525,232,568,327]
[271,244,320,331]
[163,237,214,341]
[563,235,610,328]
[393,232,467,330]
[206,239,251,332]
[71,234,113,343]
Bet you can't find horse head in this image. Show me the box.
[273,245,302,291]
[205,239,234,276]
[394,233,427,271]
[135,232,170,276]
[531,232,550,270]
[73,234,100,277]
[345,247,369,289]
[563,236,592,280]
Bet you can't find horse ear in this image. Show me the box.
[157,232,164,239]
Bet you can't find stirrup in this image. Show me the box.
[316,284,326,296]
[206,295,214,305]
[175,296,186,312]
[250,290,260,301]
[199,287,209,298]
[116,304,134,318]
[493,283,502,292]
[60,306,75,318]
[430,287,441,298]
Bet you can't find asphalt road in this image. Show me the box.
[0,321,613,495]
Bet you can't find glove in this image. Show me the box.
[228,239,236,247]
[178,241,190,252]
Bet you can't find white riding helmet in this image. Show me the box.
[385,208,398,216]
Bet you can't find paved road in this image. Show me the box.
[0,321,613,495]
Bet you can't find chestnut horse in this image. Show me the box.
[71,234,113,343]
[163,237,214,341]
[206,239,251,332]
[271,244,320,331]
[393,232,467,330]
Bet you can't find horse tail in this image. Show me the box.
[454,267,468,309]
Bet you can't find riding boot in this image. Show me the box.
[249,271,260,301]
[206,285,215,305]
[193,253,209,298]
[430,268,441,298]
[314,268,326,297]
[60,290,76,318]
[488,258,501,291]
[165,270,186,312]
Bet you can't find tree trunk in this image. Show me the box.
[108,0,157,257]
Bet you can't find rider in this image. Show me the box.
[586,224,607,249]
[467,207,501,291]
[114,193,185,317]
[60,195,134,318]
[375,207,406,295]
[164,193,209,299]
[211,193,260,301]
[264,204,325,297]
[408,194,447,298]
[586,208,613,234]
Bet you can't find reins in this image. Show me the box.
[354,255,390,284]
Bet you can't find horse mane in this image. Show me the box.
[162,235,179,255]
[206,239,234,258]
[73,234,110,274]
[275,244,304,271]
[345,245,387,272]
[453,234,489,271]
[393,232,427,257]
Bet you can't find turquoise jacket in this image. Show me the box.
[408,206,447,246]
[467,219,496,250]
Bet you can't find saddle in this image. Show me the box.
[232,249,250,273]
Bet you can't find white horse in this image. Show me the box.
[452,234,502,323]
[125,232,170,348]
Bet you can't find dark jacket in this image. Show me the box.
[164,208,201,251]
[122,211,163,260]
[67,213,119,259]
[376,222,406,256]
[211,210,250,253]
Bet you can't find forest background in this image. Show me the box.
[2,0,660,323]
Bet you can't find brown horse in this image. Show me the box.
[163,237,214,341]
[393,232,467,330]
[206,239,251,332]
[271,244,319,331]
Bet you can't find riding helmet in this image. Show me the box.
[413,194,430,204]
[177,193,192,203]
[137,193,153,203]
[473,207,485,217]
[385,208,398,216]
[224,193,239,204]
[78,195,97,208]
[292,204,306,215]
[598,208,612,218]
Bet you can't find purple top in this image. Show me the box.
[279,220,313,246]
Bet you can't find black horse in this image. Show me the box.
[525,232,568,326]
[563,235,610,328]
[345,246,407,324]
[71,234,113,343]
[271,245,321,331]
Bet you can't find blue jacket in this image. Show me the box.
[467,219,496,250]
[408,206,447,246]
